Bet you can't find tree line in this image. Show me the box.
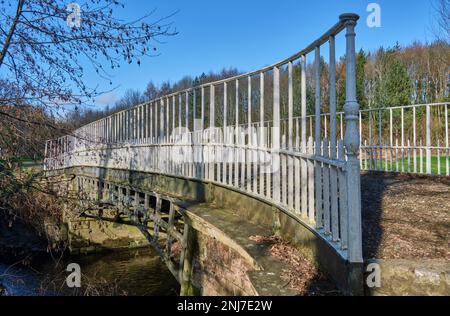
[67,40,449,131]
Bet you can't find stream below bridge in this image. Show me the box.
[0,248,179,296]
[0,215,179,296]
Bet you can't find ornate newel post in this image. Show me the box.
[341,13,363,265]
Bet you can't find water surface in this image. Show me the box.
[0,248,179,296]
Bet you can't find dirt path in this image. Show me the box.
[361,173,449,260]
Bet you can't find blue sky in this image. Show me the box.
[89,0,437,109]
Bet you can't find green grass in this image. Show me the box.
[363,156,449,176]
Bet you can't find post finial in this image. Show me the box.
[339,13,360,24]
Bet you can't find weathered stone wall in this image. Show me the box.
[188,231,258,296]
[366,259,450,296]
[65,211,149,255]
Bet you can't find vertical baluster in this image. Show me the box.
[176,95,181,175]
[185,92,189,130]
[174,95,177,135]
[338,140,348,249]
[201,87,205,179]
[385,141,388,172]
[426,103,431,174]
[157,100,160,142]
[156,100,160,142]
[281,152,287,205]
[145,103,149,143]
[223,82,228,185]
[329,35,339,242]
[369,111,373,170]
[288,62,294,209]
[301,55,308,218]
[248,80,257,195]
[260,73,266,197]
[235,80,240,188]
[183,92,188,177]
[121,111,127,143]
[115,113,119,144]
[247,76,252,192]
[228,84,233,186]
[359,111,363,169]
[378,110,382,171]
[294,151,300,213]
[120,112,123,143]
[437,140,441,175]
[135,106,139,143]
[420,139,423,174]
[112,114,118,143]
[401,107,405,173]
[252,124,258,193]
[307,137,315,223]
[390,108,393,172]
[150,103,153,143]
[187,91,192,177]
[445,104,449,176]
[192,90,197,177]
[109,117,113,144]
[132,107,136,143]
[144,104,147,143]
[139,105,142,143]
[210,85,215,182]
[413,106,417,173]
[407,139,411,173]
[240,128,246,190]
[131,108,135,142]
[314,46,323,227]
[323,139,331,235]
[132,108,135,143]
[396,138,399,172]
[272,67,281,203]
[363,140,368,170]
[166,97,170,143]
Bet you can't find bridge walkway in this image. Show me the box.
[180,201,298,295]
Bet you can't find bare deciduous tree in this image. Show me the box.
[0,0,176,108]
[432,0,450,43]
[0,0,176,158]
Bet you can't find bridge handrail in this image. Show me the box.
[46,14,364,264]
[72,14,356,132]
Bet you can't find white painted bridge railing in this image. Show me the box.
[45,14,363,264]
[359,102,449,176]
[276,102,449,176]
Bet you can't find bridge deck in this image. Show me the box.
[184,203,338,295]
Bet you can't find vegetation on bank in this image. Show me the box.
[0,165,67,254]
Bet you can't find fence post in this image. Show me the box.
[426,103,431,174]
[446,103,449,176]
[341,13,363,264]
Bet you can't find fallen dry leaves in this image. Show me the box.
[249,235,341,296]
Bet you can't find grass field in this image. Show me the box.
[362,155,449,175]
